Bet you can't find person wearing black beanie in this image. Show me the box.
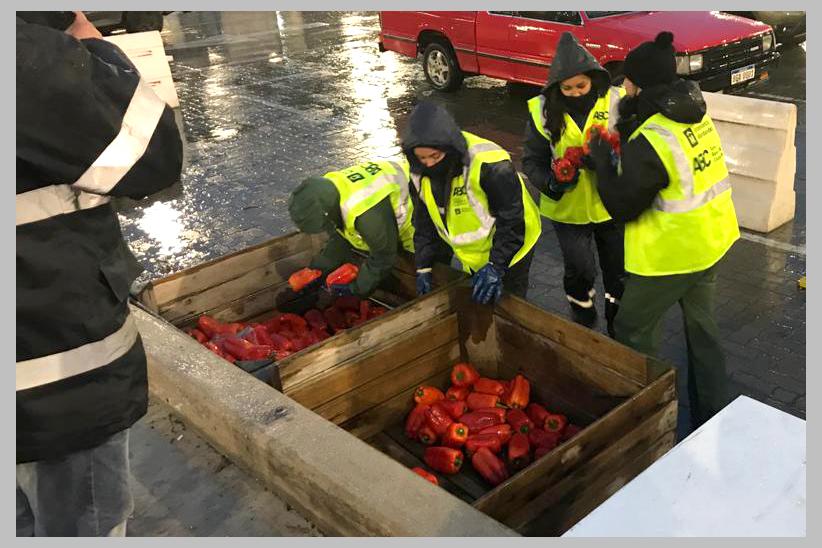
[587,31,740,431]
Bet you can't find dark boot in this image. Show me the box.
[605,292,620,338]
[567,289,597,329]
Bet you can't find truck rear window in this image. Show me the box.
[585,11,633,19]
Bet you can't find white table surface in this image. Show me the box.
[563,396,806,537]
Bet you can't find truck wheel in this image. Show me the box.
[422,42,464,92]
[123,12,164,33]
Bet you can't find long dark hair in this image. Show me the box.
[542,71,609,145]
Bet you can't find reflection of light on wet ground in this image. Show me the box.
[211,127,239,140]
[137,201,186,256]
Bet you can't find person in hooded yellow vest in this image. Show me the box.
[589,31,739,430]
[523,31,626,337]
[288,159,414,298]
[401,101,541,305]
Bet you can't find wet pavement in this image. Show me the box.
[121,11,806,535]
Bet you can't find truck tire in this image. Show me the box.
[422,42,464,92]
[123,12,164,33]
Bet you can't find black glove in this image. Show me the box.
[297,276,323,297]
[548,165,581,194]
[416,269,433,296]
[588,134,619,173]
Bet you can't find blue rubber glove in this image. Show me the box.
[416,269,433,296]
[471,263,503,305]
[329,283,355,297]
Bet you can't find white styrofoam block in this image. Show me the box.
[563,396,806,537]
[705,91,798,132]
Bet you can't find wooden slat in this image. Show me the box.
[496,295,649,385]
[472,369,676,521]
[491,400,677,532]
[278,287,459,390]
[341,369,452,441]
[151,231,315,307]
[367,433,474,504]
[313,342,460,425]
[286,314,459,409]
[455,288,502,379]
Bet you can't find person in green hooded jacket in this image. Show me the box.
[288,159,415,298]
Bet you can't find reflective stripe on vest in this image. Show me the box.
[16,185,112,226]
[624,113,739,276]
[527,86,624,224]
[16,314,140,391]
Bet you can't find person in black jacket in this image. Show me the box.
[402,101,541,304]
[16,12,182,536]
[522,32,626,336]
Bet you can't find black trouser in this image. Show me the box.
[503,248,534,299]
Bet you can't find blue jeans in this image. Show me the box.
[16,429,133,536]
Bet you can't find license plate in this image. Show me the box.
[731,64,756,85]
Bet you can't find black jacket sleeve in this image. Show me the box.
[15,22,182,198]
[480,160,526,273]
[410,181,440,271]
[351,198,400,297]
[521,119,564,201]
[594,135,669,222]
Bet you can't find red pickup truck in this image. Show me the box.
[378,11,779,92]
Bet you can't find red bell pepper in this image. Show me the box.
[268,331,294,352]
[526,403,551,427]
[563,145,586,168]
[502,374,530,409]
[464,434,503,457]
[425,402,454,437]
[304,309,327,331]
[186,328,209,344]
[414,385,445,406]
[460,411,503,432]
[223,336,272,361]
[239,326,260,345]
[253,325,275,347]
[423,446,463,475]
[534,445,556,460]
[197,315,233,338]
[552,157,577,183]
[278,313,308,335]
[544,413,568,435]
[369,306,387,318]
[417,425,438,445]
[439,399,468,420]
[262,316,281,334]
[323,307,347,333]
[312,327,330,342]
[450,362,480,388]
[343,309,362,328]
[466,392,500,411]
[475,407,507,423]
[326,263,359,287]
[359,300,371,322]
[288,267,323,292]
[473,377,505,396]
[334,295,361,311]
[404,403,430,439]
[446,385,471,401]
[528,428,560,450]
[203,341,222,356]
[507,408,534,435]
[411,467,439,486]
[471,447,509,487]
[507,433,531,470]
[561,423,582,441]
[442,422,469,448]
[274,349,292,361]
[478,424,513,445]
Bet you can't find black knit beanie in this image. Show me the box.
[623,31,678,89]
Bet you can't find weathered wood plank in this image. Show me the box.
[472,369,676,522]
[314,342,460,425]
[279,287,459,390]
[496,295,649,385]
[455,288,502,379]
[286,314,459,410]
[492,399,677,532]
[340,369,452,441]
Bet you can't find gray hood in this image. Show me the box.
[541,32,611,94]
[401,101,467,174]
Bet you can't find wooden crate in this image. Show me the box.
[137,231,464,391]
[286,284,677,535]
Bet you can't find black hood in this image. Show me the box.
[401,101,467,174]
[618,78,707,136]
[541,32,610,95]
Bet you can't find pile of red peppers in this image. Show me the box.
[405,363,583,487]
[185,295,387,364]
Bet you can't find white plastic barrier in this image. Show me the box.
[704,92,797,233]
[104,31,179,109]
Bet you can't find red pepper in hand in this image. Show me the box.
[450,362,480,388]
[446,386,471,401]
[465,434,503,457]
[405,403,430,439]
[460,411,503,432]
[414,385,445,406]
[502,374,530,409]
[507,433,531,470]
[466,392,500,411]
[417,424,438,445]
[425,402,454,437]
[528,428,560,450]
[288,267,322,292]
[507,408,534,435]
[564,146,586,167]
[411,467,439,486]
[552,157,577,183]
[326,263,359,287]
[186,328,209,344]
[304,309,327,331]
[479,424,513,445]
[473,378,505,397]
[471,447,509,487]
[439,399,468,420]
[424,446,463,475]
[442,422,469,448]
[475,407,507,423]
[526,403,551,427]
[561,423,582,441]
[544,413,568,435]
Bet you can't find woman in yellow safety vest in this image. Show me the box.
[522,31,626,337]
